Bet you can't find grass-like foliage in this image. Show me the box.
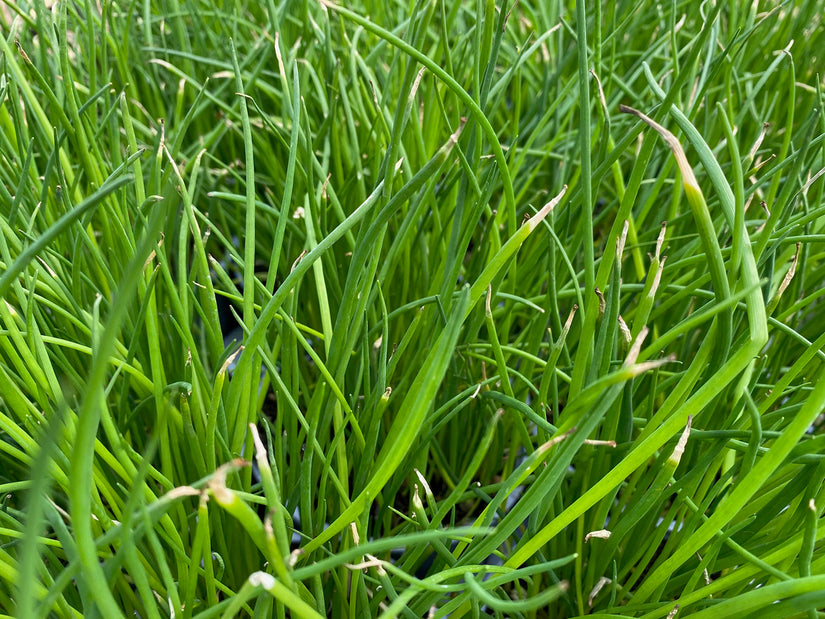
[1,0,825,616]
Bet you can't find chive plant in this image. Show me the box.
[1,0,824,617]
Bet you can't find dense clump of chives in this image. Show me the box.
[1,1,824,617]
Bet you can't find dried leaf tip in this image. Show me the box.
[618,315,631,344]
[668,415,692,466]
[208,458,250,504]
[527,185,567,232]
[165,486,200,500]
[626,325,648,365]
[448,118,465,145]
[585,529,612,542]
[540,427,576,451]
[649,256,666,299]
[747,123,769,165]
[655,221,667,260]
[617,220,629,260]
[249,571,276,590]
[620,105,700,192]
[248,423,268,467]
[774,242,800,303]
[564,305,578,331]
[595,287,606,317]
[588,577,611,607]
[220,346,243,374]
